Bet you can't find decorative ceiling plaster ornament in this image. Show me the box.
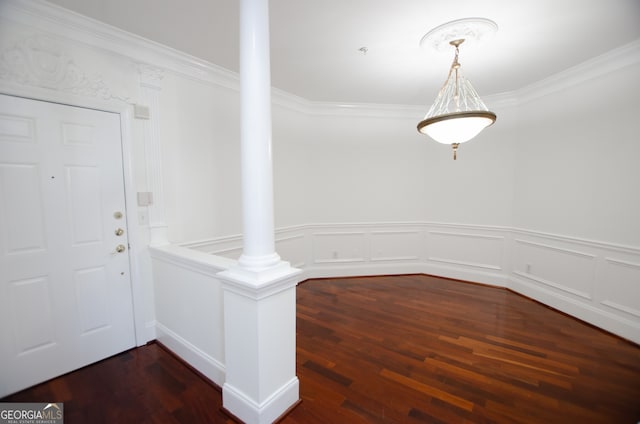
[0,35,129,101]
[420,18,497,52]
[138,63,164,89]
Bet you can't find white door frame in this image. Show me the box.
[0,81,150,347]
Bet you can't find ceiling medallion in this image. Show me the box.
[420,17,498,52]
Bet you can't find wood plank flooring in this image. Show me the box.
[3,274,639,423]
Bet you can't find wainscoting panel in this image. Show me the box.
[179,223,639,343]
[510,230,640,343]
[427,231,505,271]
[600,257,640,319]
[370,230,422,262]
[150,245,231,386]
[276,233,306,268]
[513,239,596,300]
[312,231,367,264]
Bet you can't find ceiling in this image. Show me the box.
[46,0,640,105]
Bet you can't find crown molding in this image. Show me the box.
[2,1,639,118]
[515,38,640,105]
[271,86,425,118]
[0,0,240,92]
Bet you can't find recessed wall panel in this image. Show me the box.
[428,231,504,270]
[10,276,56,355]
[371,231,421,261]
[74,267,110,334]
[313,232,366,263]
[513,239,596,299]
[0,164,46,254]
[66,166,102,245]
[601,259,640,318]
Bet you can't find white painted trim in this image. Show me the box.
[605,257,640,269]
[182,221,639,264]
[119,106,151,346]
[218,265,303,300]
[514,239,598,259]
[600,258,640,318]
[510,275,640,344]
[222,378,299,424]
[428,257,502,271]
[600,300,640,319]
[428,230,505,241]
[275,234,305,243]
[144,320,157,341]
[155,322,226,385]
[516,38,640,105]
[179,222,638,343]
[149,244,235,277]
[512,271,592,300]
[137,64,169,246]
[512,227,640,255]
[0,82,131,115]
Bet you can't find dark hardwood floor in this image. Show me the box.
[3,274,639,423]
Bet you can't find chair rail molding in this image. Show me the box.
[180,221,640,344]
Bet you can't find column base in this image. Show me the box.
[219,260,302,299]
[222,377,300,424]
[237,252,282,272]
[218,262,303,424]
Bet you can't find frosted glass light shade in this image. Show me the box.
[418,111,496,144]
[417,39,496,148]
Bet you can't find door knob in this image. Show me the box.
[114,244,126,253]
[115,228,124,236]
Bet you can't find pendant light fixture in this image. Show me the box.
[417,18,497,160]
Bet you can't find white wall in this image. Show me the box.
[513,63,640,246]
[273,104,311,228]
[273,100,517,228]
[160,73,242,242]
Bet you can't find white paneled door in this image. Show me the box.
[0,95,136,397]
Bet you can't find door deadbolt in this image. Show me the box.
[113,211,123,219]
[115,228,124,236]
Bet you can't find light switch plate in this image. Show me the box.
[134,104,150,120]
[137,192,153,206]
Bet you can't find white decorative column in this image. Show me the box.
[217,0,302,423]
[138,64,169,246]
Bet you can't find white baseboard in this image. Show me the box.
[223,377,299,424]
[155,322,226,386]
[302,262,508,288]
[510,276,640,344]
[141,320,157,346]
